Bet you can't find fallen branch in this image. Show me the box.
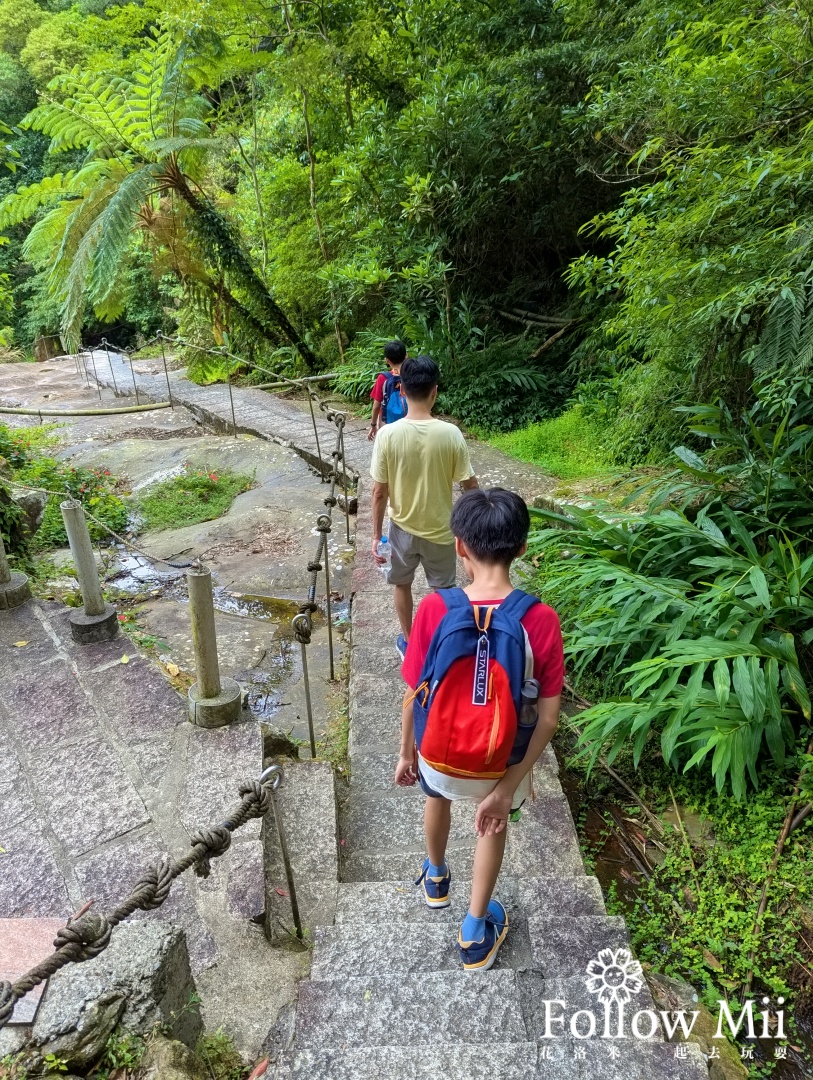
[527,320,581,360]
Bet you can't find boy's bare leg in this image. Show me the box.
[424,795,451,867]
[468,830,508,918]
[394,582,414,639]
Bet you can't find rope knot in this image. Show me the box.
[316,515,332,533]
[0,981,15,1024]
[306,561,322,573]
[238,779,272,818]
[55,911,112,962]
[323,495,337,508]
[190,825,232,878]
[292,612,312,645]
[132,858,174,911]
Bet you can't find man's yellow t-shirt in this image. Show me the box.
[369,418,474,545]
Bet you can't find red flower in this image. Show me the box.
[209,473,219,482]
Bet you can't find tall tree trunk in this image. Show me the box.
[164,163,318,370]
[302,88,345,361]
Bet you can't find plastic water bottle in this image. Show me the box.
[377,535,391,571]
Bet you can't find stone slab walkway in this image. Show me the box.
[268,487,711,1079]
[82,349,557,501]
[0,598,305,1052]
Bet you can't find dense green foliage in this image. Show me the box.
[532,379,813,798]
[135,464,253,531]
[0,423,126,549]
[1,0,811,441]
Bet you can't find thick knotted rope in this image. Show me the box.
[0,774,275,1029]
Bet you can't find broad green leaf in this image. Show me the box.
[713,658,730,709]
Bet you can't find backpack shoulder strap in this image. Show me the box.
[498,588,539,622]
[436,587,468,610]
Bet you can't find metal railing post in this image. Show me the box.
[292,613,316,758]
[307,391,324,480]
[317,515,335,681]
[159,336,174,409]
[60,500,117,641]
[0,532,31,610]
[102,339,119,397]
[186,564,241,727]
[88,350,103,401]
[261,765,303,940]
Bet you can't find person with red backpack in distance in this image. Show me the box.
[371,355,479,658]
[396,488,563,971]
[368,340,407,440]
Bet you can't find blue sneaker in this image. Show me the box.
[457,899,508,971]
[415,858,451,908]
[396,633,408,660]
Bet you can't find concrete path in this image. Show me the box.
[269,490,711,1079]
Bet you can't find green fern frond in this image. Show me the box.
[0,172,76,229]
[87,166,155,307]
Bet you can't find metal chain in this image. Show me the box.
[0,773,276,1028]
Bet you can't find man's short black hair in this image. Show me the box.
[400,354,438,400]
[384,340,406,365]
[451,488,530,566]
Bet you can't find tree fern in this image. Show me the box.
[0,25,315,366]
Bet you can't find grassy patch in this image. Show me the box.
[489,405,613,480]
[136,464,254,531]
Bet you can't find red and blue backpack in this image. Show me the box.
[382,371,408,423]
[412,588,540,779]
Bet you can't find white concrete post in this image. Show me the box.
[186,565,241,727]
[0,530,31,609]
[60,500,117,641]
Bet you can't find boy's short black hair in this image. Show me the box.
[384,340,406,365]
[400,354,438,400]
[451,488,530,566]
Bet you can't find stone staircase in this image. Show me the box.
[272,492,710,1079]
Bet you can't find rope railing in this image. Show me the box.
[76,334,353,753]
[0,766,296,1030]
[0,341,353,995]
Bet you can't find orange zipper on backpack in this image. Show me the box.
[485,696,500,765]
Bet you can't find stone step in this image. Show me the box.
[339,786,584,879]
[274,1040,708,1080]
[310,916,534,979]
[274,1042,540,1080]
[334,876,606,924]
[341,840,477,883]
[528,915,631,979]
[293,970,528,1048]
[340,790,476,851]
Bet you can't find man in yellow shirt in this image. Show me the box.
[370,355,478,657]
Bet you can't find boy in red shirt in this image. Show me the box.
[396,488,563,970]
[368,340,406,440]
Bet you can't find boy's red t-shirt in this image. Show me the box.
[401,591,565,696]
[370,373,387,403]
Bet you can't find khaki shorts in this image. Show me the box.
[387,521,456,588]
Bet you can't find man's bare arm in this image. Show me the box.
[372,480,389,563]
[460,476,479,491]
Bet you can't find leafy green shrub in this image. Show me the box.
[575,362,689,467]
[136,465,254,531]
[490,405,613,480]
[16,458,128,549]
[530,383,813,798]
